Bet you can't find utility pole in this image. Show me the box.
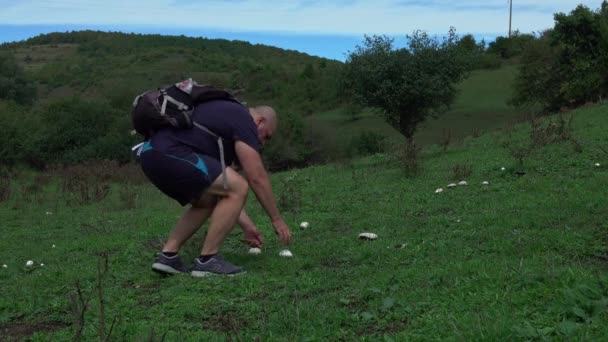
[508,0,513,38]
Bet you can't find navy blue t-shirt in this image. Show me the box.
[149,100,260,165]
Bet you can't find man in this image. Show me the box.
[139,99,292,277]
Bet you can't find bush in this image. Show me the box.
[0,52,37,105]
[262,107,309,171]
[0,102,27,165]
[23,98,133,167]
[476,53,502,70]
[348,130,386,156]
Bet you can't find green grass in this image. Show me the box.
[1,103,608,340]
[415,65,528,145]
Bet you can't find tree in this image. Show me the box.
[551,2,608,105]
[487,31,535,59]
[342,28,473,139]
[511,1,608,112]
[510,30,562,111]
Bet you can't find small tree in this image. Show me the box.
[342,28,473,141]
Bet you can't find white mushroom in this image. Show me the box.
[358,233,378,240]
[299,221,310,229]
[2,264,7,268]
[458,181,468,186]
[447,183,457,188]
[26,260,34,267]
[435,188,444,193]
[482,181,490,185]
[279,249,293,258]
[595,163,601,167]
[248,248,262,255]
[501,167,506,171]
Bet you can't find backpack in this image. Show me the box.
[131,78,242,138]
[131,79,241,189]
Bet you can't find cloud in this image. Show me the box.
[0,0,602,36]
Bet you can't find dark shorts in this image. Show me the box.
[139,142,222,206]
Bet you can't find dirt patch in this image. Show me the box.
[203,312,246,333]
[143,236,166,252]
[320,258,350,269]
[0,320,70,341]
[297,286,344,301]
[357,318,409,337]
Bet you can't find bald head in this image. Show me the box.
[249,105,277,146]
[250,106,277,127]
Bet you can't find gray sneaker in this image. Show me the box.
[152,253,187,275]
[191,255,245,277]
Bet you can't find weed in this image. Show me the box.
[529,113,581,151]
[472,128,483,138]
[439,129,453,154]
[118,183,138,210]
[501,132,534,171]
[348,131,386,156]
[69,252,118,342]
[278,173,303,215]
[392,139,421,176]
[450,163,473,181]
[58,163,111,205]
[0,168,11,202]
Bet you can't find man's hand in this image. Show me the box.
[272,219,292,245]
[241,227,264,248]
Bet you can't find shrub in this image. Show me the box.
[0,52,37,105]
[348,130,386,156]
[23,98,130,167]
[392,139,422,176]
[476,53,502,70]
[0,168,10,202]
[450,163,473,181]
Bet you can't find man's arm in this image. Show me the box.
[235,141,291,244]
[238,209,264,248]
[238,209,255,231]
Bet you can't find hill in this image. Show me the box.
[1,102,607,340]
[1,31,346,169]
[2,30,342,108]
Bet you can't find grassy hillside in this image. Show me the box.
[1,103,607,340]
[2,31,343,109]
[415,64,527,145]
[312,64,530,153]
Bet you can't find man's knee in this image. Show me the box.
[207,167,249,198]
[191,194,218,208]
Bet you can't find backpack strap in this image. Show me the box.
[193,122,228,190]
[160,89,190,114]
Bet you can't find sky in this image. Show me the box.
[0,0,603,61]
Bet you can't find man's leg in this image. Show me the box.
[162,196,217,253]
[200,168,249,256]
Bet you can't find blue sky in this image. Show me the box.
[0,0,603,61]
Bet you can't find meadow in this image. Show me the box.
[1,101,607,340]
